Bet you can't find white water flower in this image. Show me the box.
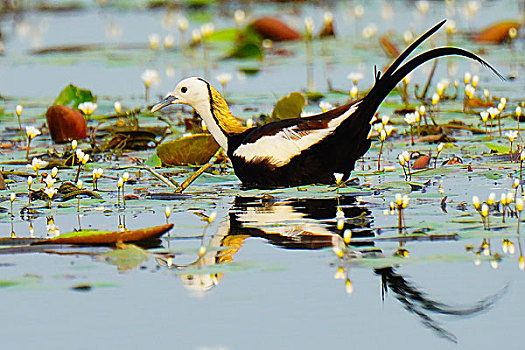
[506,130,518,142]
[51,167,58,178]
[25,126,41,140]
[480,111,489,122]
[78,102,98,116]
[350,85,358,98]
[114,101,122,114]
[148,33,160,50]
[27,158,48,172]
[178,17,189,32]
[319,101,333,113]
[487,107,500,118]
[404,112,417,125]
[43,174,56,188]
[334,172,344,185]
[346,72,364,84]
[304,17,314,37]
[216,73,233,86]
[44,187,57,199]
[16,105,23,117]
[141,69,160,88]
[234,10,246,26]
[200,23,215,38]
[472,195,480,209]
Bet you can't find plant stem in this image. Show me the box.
[410,125,414,146]
[377,140,384,171]
[74,164,82,183]
[25,138,32,160]
[122,183,126,208]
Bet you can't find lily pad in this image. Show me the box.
[52,84,96,109]
[31,224,173,245]
[271,92,306,120]
[156,134,220,166]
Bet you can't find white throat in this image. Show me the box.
[194,100,229,152]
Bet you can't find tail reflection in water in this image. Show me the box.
[157,195,503,342]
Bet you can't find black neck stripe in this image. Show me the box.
[200,78,226,134]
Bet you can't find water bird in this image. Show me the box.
[152,20,503,189]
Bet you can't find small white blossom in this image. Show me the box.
[44,187,57,199]
[25,126,41,139]
[43,175,56,188]
[506,130,518,142]
[15,105,23,117]
[347,72,364,84]
[216,73,233,86]
[141,69,160,88]
[404,112,417,125]
[78,102,98,116]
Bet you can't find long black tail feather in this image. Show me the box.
[381,19,447,80]
[362,22,504,123]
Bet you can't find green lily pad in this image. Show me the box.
[156,133,220,166]
[271,92,306,120]
[52,84,96,109]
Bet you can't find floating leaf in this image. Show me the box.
[249,17,302,41]
[46,105,87,143]
[157,133,220,166]
[484,142,510,154]
[32,224,173,245]
[271,92,306,120]
[471,21,521,43]
[228,42,264,60]
[412,155,431,170]
[52,84,95,109]
[379,35,400,58]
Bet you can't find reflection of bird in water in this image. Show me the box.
[372,266,506,343]
[157,195,375,294]
[230,196,375,249]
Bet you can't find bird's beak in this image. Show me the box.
[151,95,177,113]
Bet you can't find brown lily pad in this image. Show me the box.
[31,223,173,245]
[471,21,521,43]
[46,105,87,143]
[157,133,220,166]
[418,134,456,143]
[412,155,431,170]
[380,35,400,59]
[249,17,302,41]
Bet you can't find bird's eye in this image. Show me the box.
[181,87,188,93]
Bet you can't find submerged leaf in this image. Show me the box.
[271,92,306,120]
[156,134,220,166]
[100,244,150,271]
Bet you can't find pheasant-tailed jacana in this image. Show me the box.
[152,20,503,189]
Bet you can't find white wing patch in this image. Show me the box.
[233,102,360,167]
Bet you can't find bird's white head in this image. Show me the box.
[151,77,210,113]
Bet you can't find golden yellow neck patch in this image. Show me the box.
[209,85,247,135]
